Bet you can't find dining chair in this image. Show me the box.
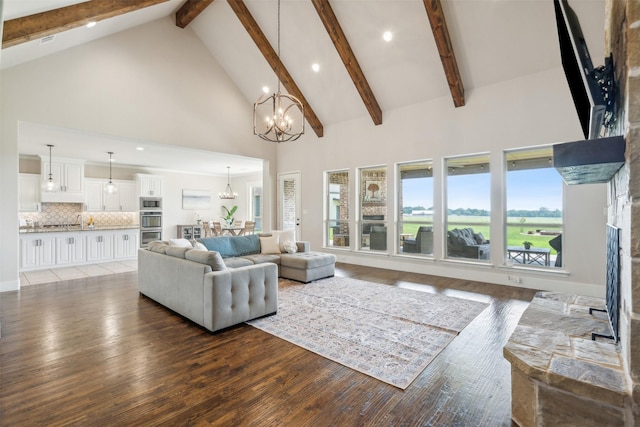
[212,221,222,236]
[202,221,213,238]
[240,220,255,235]
[234,219,243,227]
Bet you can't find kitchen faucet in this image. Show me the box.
[76,214,84,230]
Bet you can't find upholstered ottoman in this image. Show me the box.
[279,252,337,283]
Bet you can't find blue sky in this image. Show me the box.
[401,168,562,211]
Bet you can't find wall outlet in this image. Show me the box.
[507,275,521,284]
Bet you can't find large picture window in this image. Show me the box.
[398,161,434,255]
[359,166,387,251]
[326,170,350,248]
[445,154,491,261]
[505,148,563,268]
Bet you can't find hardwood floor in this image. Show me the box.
[0,263,537,426]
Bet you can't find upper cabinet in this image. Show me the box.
[39,157,85,203]
[85,179,136,212]
[19,173,41,212]
[136,174,163,197]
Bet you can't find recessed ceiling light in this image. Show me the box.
[311,63,320,73]
[136,147,144,151]
[383,31,393,42]
[86,21,97,28]
[262,86,270,94]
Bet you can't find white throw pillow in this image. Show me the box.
[169,238,193,248]
[193,241,207,250]
[271,229,296,252]
[259,235,281,254]
[282,240,297,254]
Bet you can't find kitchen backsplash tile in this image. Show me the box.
[20,203,138,227]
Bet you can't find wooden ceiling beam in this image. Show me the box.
[175,0,215,29]
[2,0,170,49]
[227,0,324,138]
[311,0,382,126]
[422,0,465,107]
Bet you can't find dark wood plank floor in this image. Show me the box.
[0,263,537,426]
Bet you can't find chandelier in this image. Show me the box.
[219,166,237,199]
[43,144,59,192]
[253,0,304,142]
[104,151,118,194]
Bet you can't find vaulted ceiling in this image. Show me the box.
[2,0,605,170]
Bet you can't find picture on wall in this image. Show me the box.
[364,180,384,202]
[182,189,211,210]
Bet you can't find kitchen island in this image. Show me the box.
[19,225,140,271]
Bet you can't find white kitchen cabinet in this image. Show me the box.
[136,174,163,197]
[55,234,86,265]
[114,229,139,259]
[86,232,114,262]
[85,179,136,212]
[40,157,85,203]
[19,173,41,212]
[20,235,56,270]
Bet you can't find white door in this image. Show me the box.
[278,172,301,239]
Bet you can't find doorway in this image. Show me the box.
[278,172,301,239]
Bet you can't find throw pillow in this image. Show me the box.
[193,241,207,250]
[473,232,487,244]
[259,235,281,254]
[271,229,296,252]
[185,249,227,271]
[282,240,297,254]
[148,241,169,254]
[168,238,193,248]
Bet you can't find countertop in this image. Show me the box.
[19,225,140,234]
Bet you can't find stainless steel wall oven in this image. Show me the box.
[140,199,163,247]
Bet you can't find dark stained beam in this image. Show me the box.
[422,0,465,107]
[2,0,170,49]
[311,0,382,126]
[227,0,324,138]
[176,0,215,29]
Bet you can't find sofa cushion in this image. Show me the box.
[193,241,207,250]
[242,254,282,265]
[166,246,190,258]
[200,235,260,258]
[280,252,337,269]
[185,249,227,271]
[259,235,281,254]
[223,257,255,268]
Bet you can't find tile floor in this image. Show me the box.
[20,260,138,286]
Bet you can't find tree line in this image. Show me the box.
[403,206,561,218]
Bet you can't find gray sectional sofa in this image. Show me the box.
[138,244,278,332]
[137,234,336,332]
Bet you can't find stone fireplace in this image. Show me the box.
[505,1,640,425]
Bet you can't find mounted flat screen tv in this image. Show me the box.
[554,0,606,140]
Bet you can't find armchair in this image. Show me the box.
[403,226,433,254]
[369,225,387,250]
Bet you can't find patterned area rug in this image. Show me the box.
[248,276,488,389]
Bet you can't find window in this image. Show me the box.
[249,184,263,233]
[445,154,491,261]
[326,170,350,248]
[506,148,563,268]
[398,161,434,255]
[359,166,387,251]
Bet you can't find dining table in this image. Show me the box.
[221,225,244,236]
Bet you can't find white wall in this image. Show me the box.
[1,17,277,291]
[277,68,608,297]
